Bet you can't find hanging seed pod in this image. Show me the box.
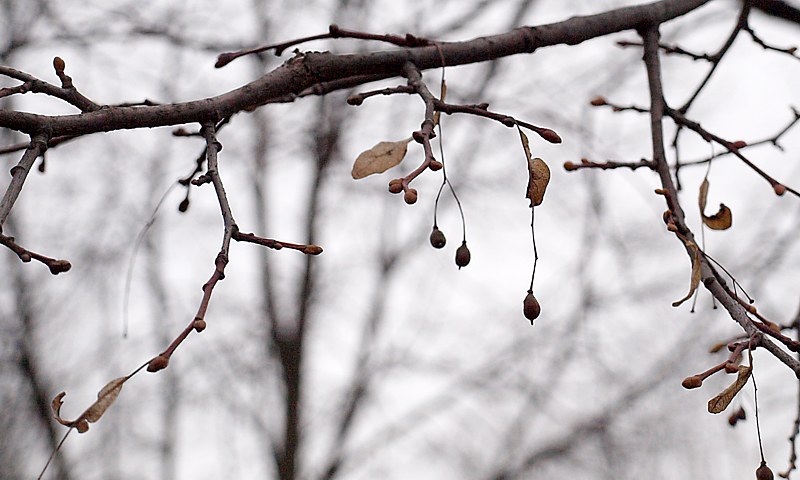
[429,226,446,249]
[455,241,471,269]
[523,291,541,324]
[755,461,774,480]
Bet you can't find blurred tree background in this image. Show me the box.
[2,1,800,479]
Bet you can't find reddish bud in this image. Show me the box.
[53,56,65,72]
[590,96,607,106]
[193,319,207,332]
[429,159,443,171]
[724,362,739,374]
[147,355,170,372]
[303,245,323,255]
[404,188,418,205]
[731,140,747,149]
[681,375,703,389]
[388,179,403,194]
[774,184,786,196]
[48,260,72,275]
[539,128,562,144]
[563,161,578,171]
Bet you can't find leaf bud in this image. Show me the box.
[53,56,66,73]
[404,188,418,205]
[681,375,703,389]
[429,226,446,249]
[147,355,170,373]
[590,96,607,106]
[539,128,562,144]
[563,161,577,171]
[731,140,747,149]
[193,319,207,332]
[388,178,403,194]
[178,198,190,212]
[303,245,324,255]
[429,159,443,171]
[523,291,541,324]
[724,362,739,374]
[455,241,471,269]
[774,183,786,196]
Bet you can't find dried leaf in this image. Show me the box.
[699,177,709,213]
[50,376,128,433]
[351,138,412,179]
[708,365,752,414]
[703,204,733,230]
[83,377,126,423]
[672,240,702,307]
[52,392,70,427]
[698,177,732,230]
[527,157,550,206]
[519,129,550,206]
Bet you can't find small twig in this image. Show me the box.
[215,24,436,67]
[564,157,654,172]
[680,107,800,166]
[433,100,561,143]
[0,233,71,274]
[617,39,714,61]
[0,60,100,112]
[0,132,50,227]
[232,230,323,255]
[667,107,800,197]
[744,23,800,60]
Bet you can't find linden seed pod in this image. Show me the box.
[523,292,541,324]
[388,179,404,194]
[756,461,774,480]
[455,242,471,269]
[681,375,703,389]
[429,227,446,249]
[404,188,418,205]
[147,355,170,373]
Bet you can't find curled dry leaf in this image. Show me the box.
[708,365,752,414]
[519,129,550,206]
[351,138,412,179]
[52,376,128,433]
[672,239,702,307]
[698,178,732,230]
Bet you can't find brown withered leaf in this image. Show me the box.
[519,129,550,206]
[708,365,752,414]
[351,138,412,179]
[698,178,732,230]
[51,376,128,433]
[672,240,702,307]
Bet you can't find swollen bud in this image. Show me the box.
[681,375,703,389]
[455,241,471,269]
[523,291,541,324]
[388,178,403,194]
[429,226,446,249]
[147,355,170,372]
[404,188,418,205]
[429,159,443,171]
